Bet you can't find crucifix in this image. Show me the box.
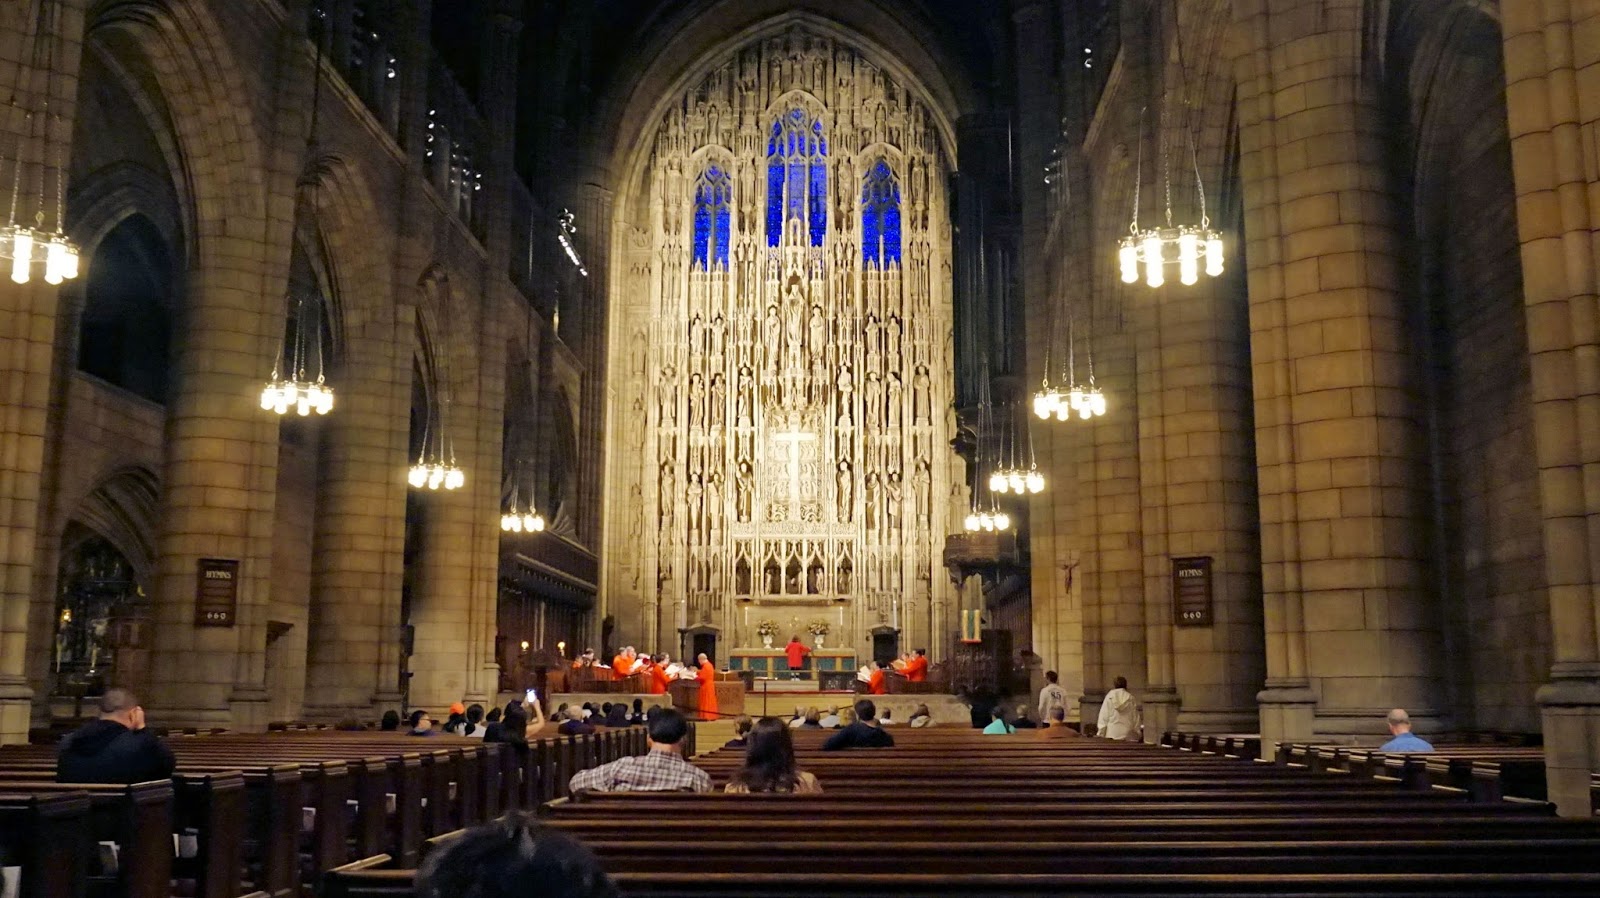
[770,427,817,514]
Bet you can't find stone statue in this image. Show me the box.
[709,373,726,426]
[660,462,676,530]
[687,372,705,428]
[764,306,782,367]
[838,564,852,594]
[912,459,931,525]
[864,471,880,531]
[913,365,931,424]
[735,461,753,522]
[658,366,678,427]
[736,365,753,426]
[864,372,883,426]
[706,474,723,534]
[886,372,903,428]
[710,314,726,360]
[885,472,903,530]
[689,313,703,354]
[686,475,704,534]
[809,303,827,354]
[836,460,854,523]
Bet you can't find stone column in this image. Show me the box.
[0,0,86,742]
[1233,0,1440,749]
[1500,0,1600,816]
[302,299,409,718]
[571,182,614,552]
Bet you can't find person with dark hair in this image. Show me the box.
[407,710,437,735]
[415,810,618,898]
[983,706,1016,734]
[486,704,529,755]
[1038,669,1067,722]
[461,702,486,738]
[901,648,929,683]
[485,706,502,724]
[603,702,630,728]
[56,688,176,783]
[1012,705,1039,729]
[724,718,822,793]
[822,699,895,750]
[784,635,811,681]
[568,708,711,793]
[630,698,645,723]
[379,709,401,731]
[1097,675,1140,740]
[724,715,754,749]
[441,709,468,736]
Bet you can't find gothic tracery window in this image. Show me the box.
[862,159,902,266]
[766,106,828,246]
[693,163,732,268]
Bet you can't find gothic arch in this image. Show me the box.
[85,0,268,265]
[63,466,161,582]
[301,153,391,346]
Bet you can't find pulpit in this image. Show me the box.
[669,673,745,719]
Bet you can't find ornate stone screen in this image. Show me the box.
[606,29,958,657]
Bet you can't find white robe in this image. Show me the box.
[1097,687,1140,740]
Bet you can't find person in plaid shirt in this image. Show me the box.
[568,707,712,793]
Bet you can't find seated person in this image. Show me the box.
[787,707,805,728]
[724,718,823,794]
[1012,705,1039,729]
[1038,707,1078,737]
[818,707,842,728]
[724,715,754,749]
[1379,708,1434,752]
[56,688,176,784]
[568,709,711,793]
[603,703,630,728]
[416,810,618,898]
[878,709,896,726]
[570,648,599,669]
[866,661,887,695]
[379,709,401,731]
[798,708,822,729]
[822,700,896,750]
[407,710,439,736]
[908,704,933,728]
[983,707,1016,734]
[557,708,596,736]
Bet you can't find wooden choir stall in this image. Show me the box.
[670,671,745,719]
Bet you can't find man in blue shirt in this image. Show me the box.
[1379,708,1433,752]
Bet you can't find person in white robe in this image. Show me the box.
[1096,676,1141,741]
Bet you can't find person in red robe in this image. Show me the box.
[611,647,636,680]
[867,662,887,695]
[696,653,720,720]
[901,648,929,683]
[645,653,671,695]
[784,635,811,680]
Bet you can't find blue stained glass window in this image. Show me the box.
[767,106,828,246]
[693,164,732,268]
[862,159,902,266]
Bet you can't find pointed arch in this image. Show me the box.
[765,94,829,247]
[860,156,902,267]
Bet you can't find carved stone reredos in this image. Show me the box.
[606,27,959,655]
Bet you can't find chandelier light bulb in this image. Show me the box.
[10,231,32,284]
[1118,242,1139,284]
[426,467,444,490]
[445,467,466,490]
[408,465,427,488]
[1143,234,1164,288]
[1079,403,1092,420]
[1068,388,1086,410]
[1007,472,1025,493]
[1054,401,1070,422]
[1178,232,1199,286]
[965,512,981,532]
[988,472,1005,492]
[1026,470,1045,493]
[1032,391,1054,419]
[1091,390,1108,417]
[994,512,1011,531]
[1206,236,1224,277]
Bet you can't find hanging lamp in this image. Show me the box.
[1116,9,1224,290]
[261,11,335,416]
[0,0,79,285]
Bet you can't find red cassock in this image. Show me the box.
[902,655,928,683]
[785,641,810,669]
[697,661,720,719]
[648,664,670,695]
[869,668,887,695]
[612,655,633,680]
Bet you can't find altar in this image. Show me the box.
[729,648,857,679]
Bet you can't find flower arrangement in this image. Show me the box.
[756,619,779,638]
[807,619,831,637]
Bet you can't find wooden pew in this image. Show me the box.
[0,791,90,898]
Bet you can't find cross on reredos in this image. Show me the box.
[770,426,816,512]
